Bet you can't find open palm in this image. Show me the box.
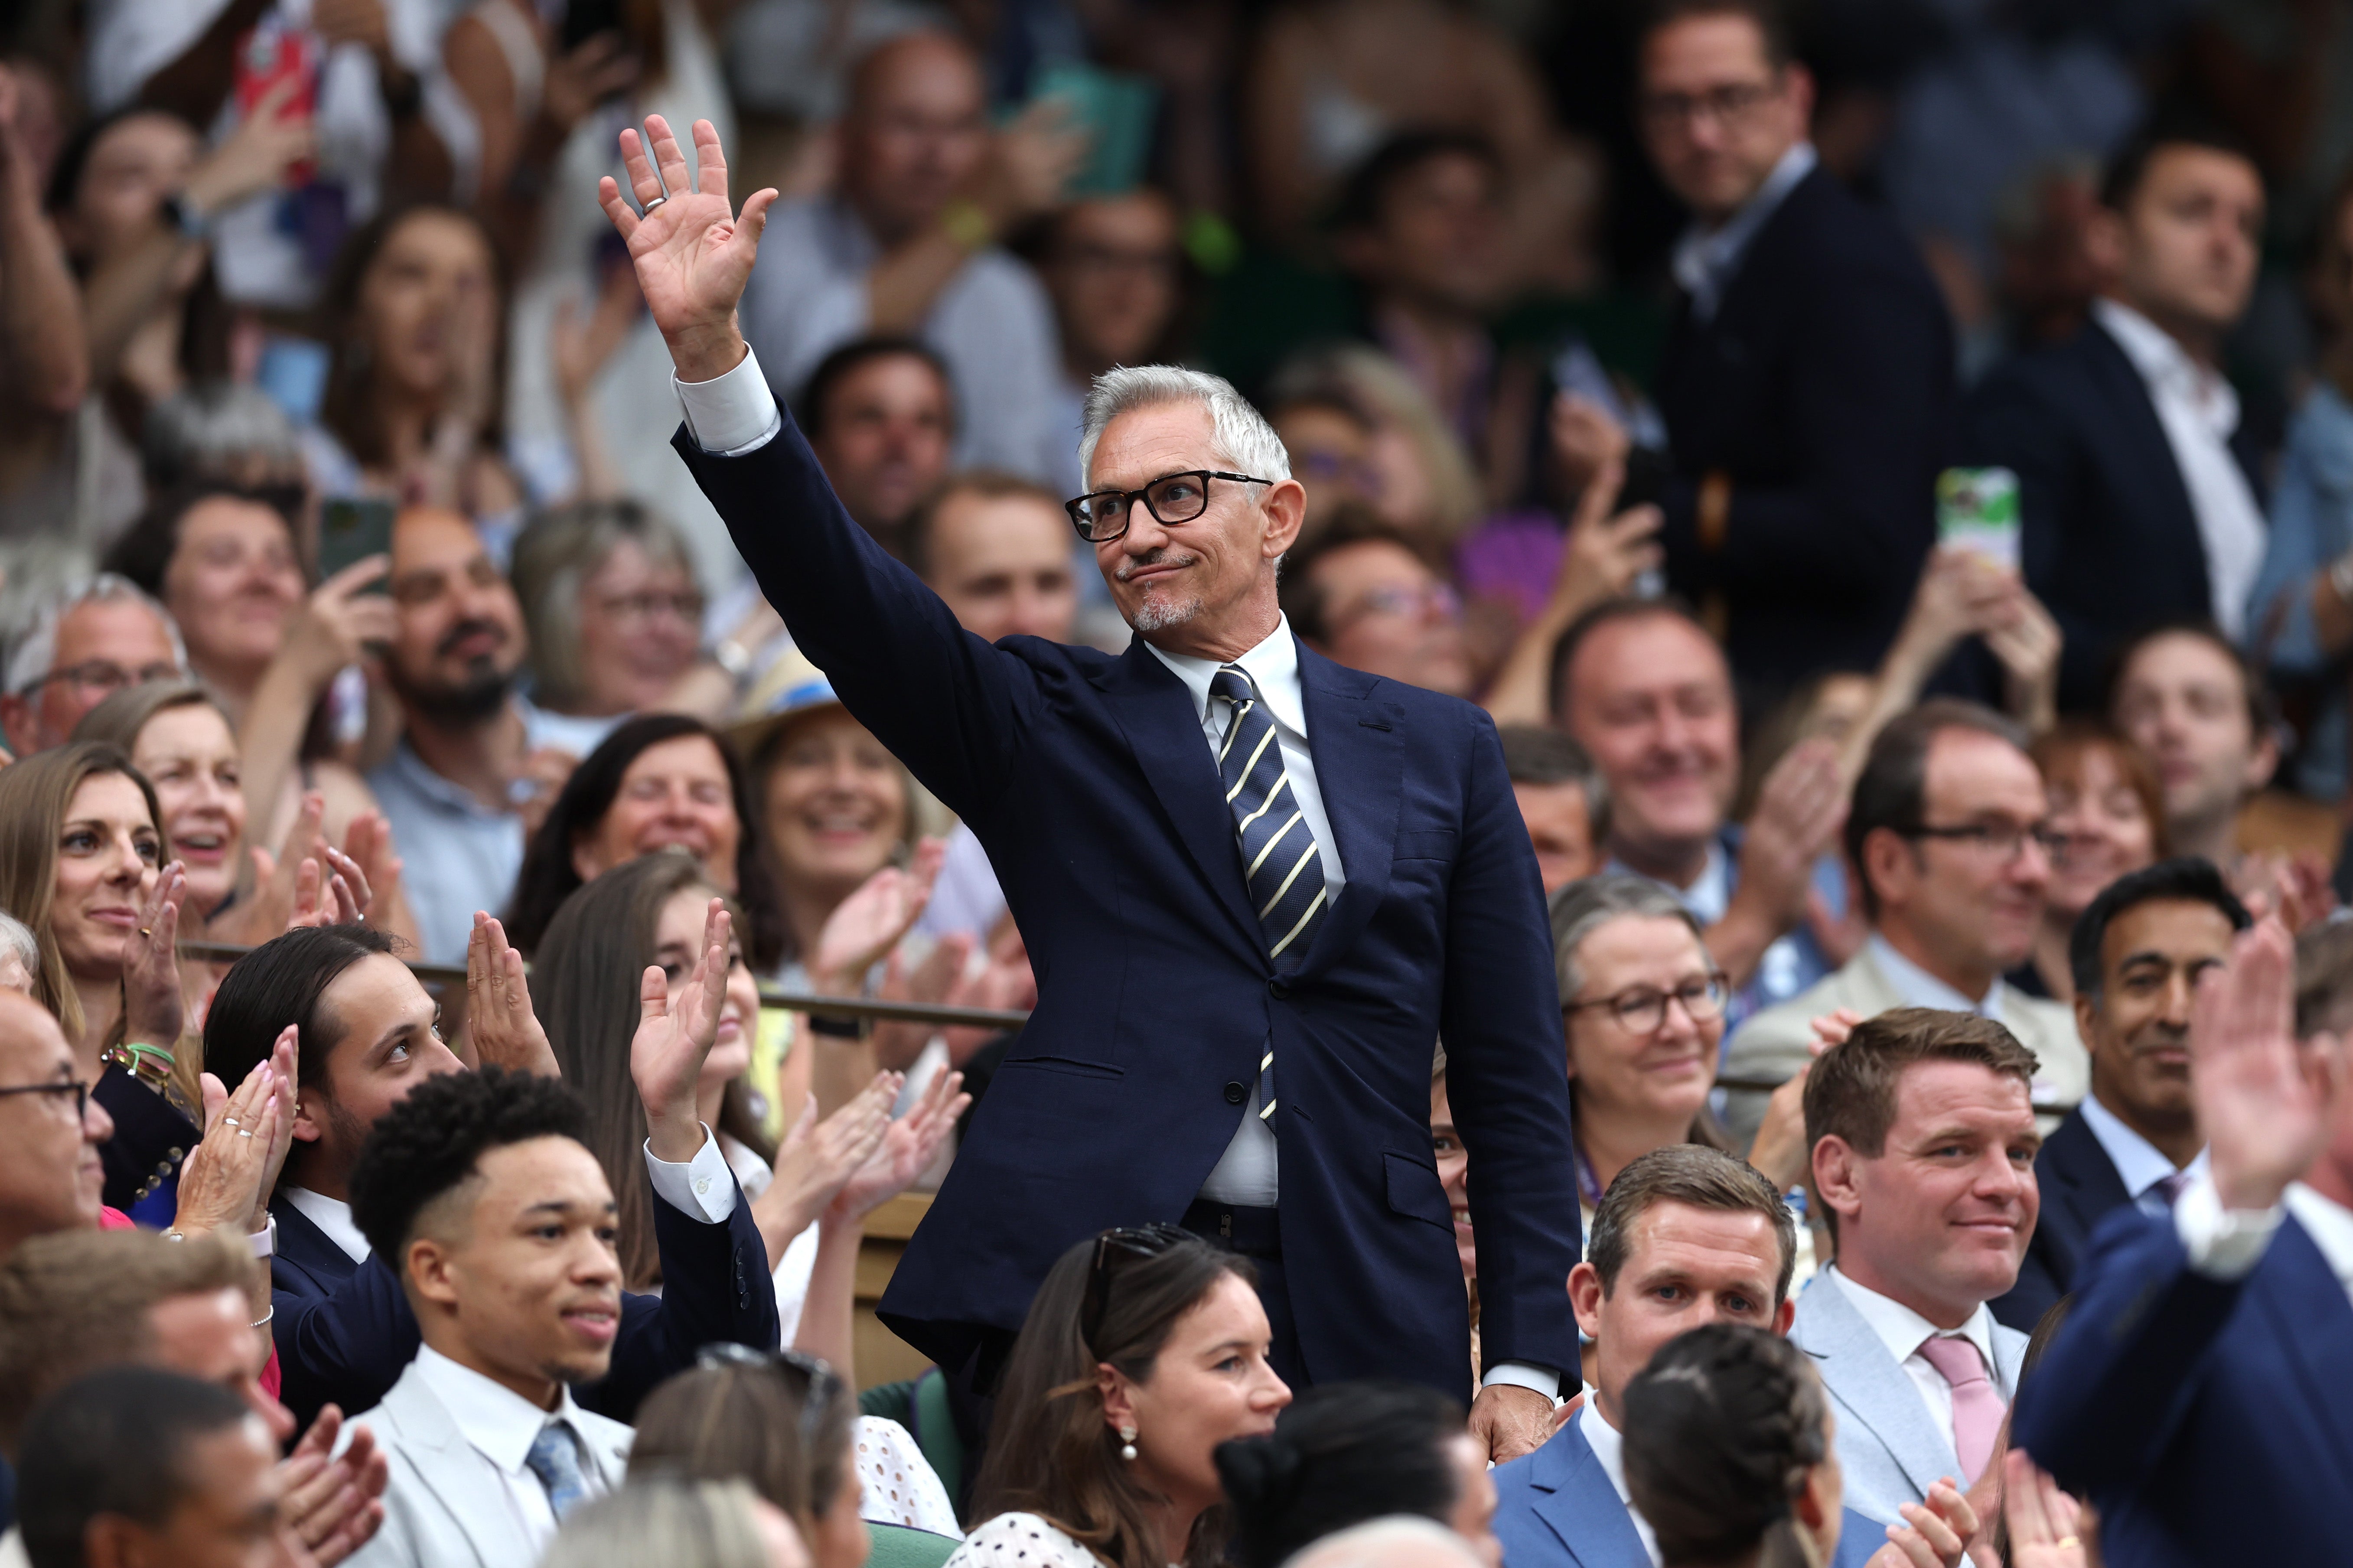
[631,899,733,1132]
[597,114,776,378]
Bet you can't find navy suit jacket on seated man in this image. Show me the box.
[606,114,1580,1440]
[1492,1144,1980,1568]
[2011,917,2353,1568]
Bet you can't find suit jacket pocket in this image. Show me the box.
[1395,829,1457,862]
[999,1055,1124,1080]
[980,1057,1128,1175]
[1384,1149,1453,1232]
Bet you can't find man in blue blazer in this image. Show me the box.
[599,115,1581,1456]
[1962,124,2268,710]
[1493,1144,1974,1568]
[1995,860,2246,1332]
[203,922,779,1430]
[2011,918,2353,1568]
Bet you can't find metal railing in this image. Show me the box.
[173,940,1033,1031]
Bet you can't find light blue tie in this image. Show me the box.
[524,1419,589,1520]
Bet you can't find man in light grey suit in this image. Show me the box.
[340,1068,638,1568]
[1790,1007,2039,1528]
[1723,701,2089,1145]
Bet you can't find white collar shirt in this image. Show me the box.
[281,1187,372,1263]
[1144,618,1338,1211]
[1865,933,2016,1023]
[2285,1183,2353,1308]
[412,1346,609,1553]
[1576,1395,1661,1568]
[1672,141,1819,322]
[2077,1092,2206,1219]
[1826,1265,2011,1441]
[2091,297,2267,637]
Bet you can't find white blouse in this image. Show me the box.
[944,1513,1108,1568]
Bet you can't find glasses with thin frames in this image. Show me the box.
[1565,974,1729,1034]
[1900,820,2062,865]
[695,1343,844,1450]
[17,660,183,701]
[1639,78,1781,132]
[1065,471,1273,543]
[0,1079,90,1120]
[1079,1223,1192,1350]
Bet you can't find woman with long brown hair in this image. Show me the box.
[954,1227,1291,1568]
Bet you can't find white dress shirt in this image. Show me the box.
[675,346,1554,1398]
[411,1346,609,1554]
[2177,1169,2353,1308]
[2092,298,2268,637]
[1576,1396,1662,1567]
[2077,1092,2206,1219]
[1672,141,1819,322]
[282,1129,742,1265]
[1825,1265,2012,1438]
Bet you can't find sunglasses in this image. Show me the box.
[1079,1223,1194,1353]
[697,1343,845,1451]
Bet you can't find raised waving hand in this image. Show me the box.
[597,115,776,381]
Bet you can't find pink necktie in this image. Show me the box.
[1917,1334,2003,1487]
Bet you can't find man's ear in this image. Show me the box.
[2082,204,2128,284]
[407,1234,461,1312]
[2247,727,2280,794]
[290,1092,325,1146]
[1261,477,1308,560]
[1859,827,1912,916]
[1812,1134,1864,1230]
[0,695,30,757]
[1771,1294,1796,1338]
[1568,1260,1605,1340]
[2073,989,2102,1055]
[81,1513,148,1568]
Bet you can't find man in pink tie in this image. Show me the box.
[1786,1007,2042,1529]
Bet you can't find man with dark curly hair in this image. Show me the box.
[340,1067,636,1568]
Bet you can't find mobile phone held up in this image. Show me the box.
[319,498,396,595]
[232,18,318,185]
[1935,467,2021,572]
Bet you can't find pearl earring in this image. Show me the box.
[1118,1425,1138,1462]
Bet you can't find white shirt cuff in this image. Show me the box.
[1481,1361,1561,1401]
[642,1126,740,1224]
[674,344,782,456]
[2174,1170,2283,1281]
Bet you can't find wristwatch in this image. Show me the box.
[805,1012,872,1041]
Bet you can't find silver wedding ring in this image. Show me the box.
[642,194,668,214]
[222,1117,241,1129]
[237,1129,254,1139]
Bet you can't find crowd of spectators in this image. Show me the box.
[1,0,2352,1566]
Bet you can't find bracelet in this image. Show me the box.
[106,1041,178,1091]
[805,1012,872,1041]
[251,1304,274,1330]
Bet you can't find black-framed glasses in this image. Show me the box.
[1079,1223,1193,1351]
[1899,820,2062,864]
[1065,471,1274,542]
[0,1079,90,1119]
[696,1343,844,1449]
[1565,974,1729,1034]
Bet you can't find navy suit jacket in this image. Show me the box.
[268,1181,777,1430]
[1962,317,2265,711]
[675,418,1580,1396]
[2011,1201,2353,1567]
[1992,1106,2131,1334]
[1491,1407,1889,1568]
[1654,165,1955,698]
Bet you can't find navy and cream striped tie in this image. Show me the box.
[1212,665,1326,1128]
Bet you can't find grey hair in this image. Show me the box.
[1282,1517,1488,1568]
[509,499,701,713]
[1078,365,1293,492]
[3,574,187,698]
[1548,874,1711,1003]
[141,383,302,488]
[542,1478,776,1568]
[0,912,35,980]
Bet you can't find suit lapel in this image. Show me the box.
[1527,1414,1652,1568]
[270,1196,358,1294]
[1799,1278,1961,1502]
[2262,1220,2353,1473]
[2080,322,2211,604]
[2047,1115,2131,1238]
[1098,639,1260,949]
[1293,644,1400,975]
[388,1367,540,1568]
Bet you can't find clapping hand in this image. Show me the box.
[631,897,731,1162]
[173,1026,297,1237]
[752,1072,898,1264]
[120,861,187,1053]
[830,1068,970,1220]
[1866,1477,1979,1568]
[465,913,559,1077]
[810,837,947,997]
[598,115,776,382]
[2193,916,2344,1212]
[279,1405,388,1567]
[286,843,369,930]
[2002,1450,2088,1568]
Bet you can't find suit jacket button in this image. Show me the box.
[1223,1081,1247,1105]
[1268,978,1291,1000]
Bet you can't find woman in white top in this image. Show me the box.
[951,1226,1293,1568]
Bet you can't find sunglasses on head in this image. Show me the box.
[1079,1223,1193,1353]
[697,1343,845,1451]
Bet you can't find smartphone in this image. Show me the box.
[1028,62,1158,197]
[1936,467,2022,571]
[231,19,316,184]
[318,498,396,594]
